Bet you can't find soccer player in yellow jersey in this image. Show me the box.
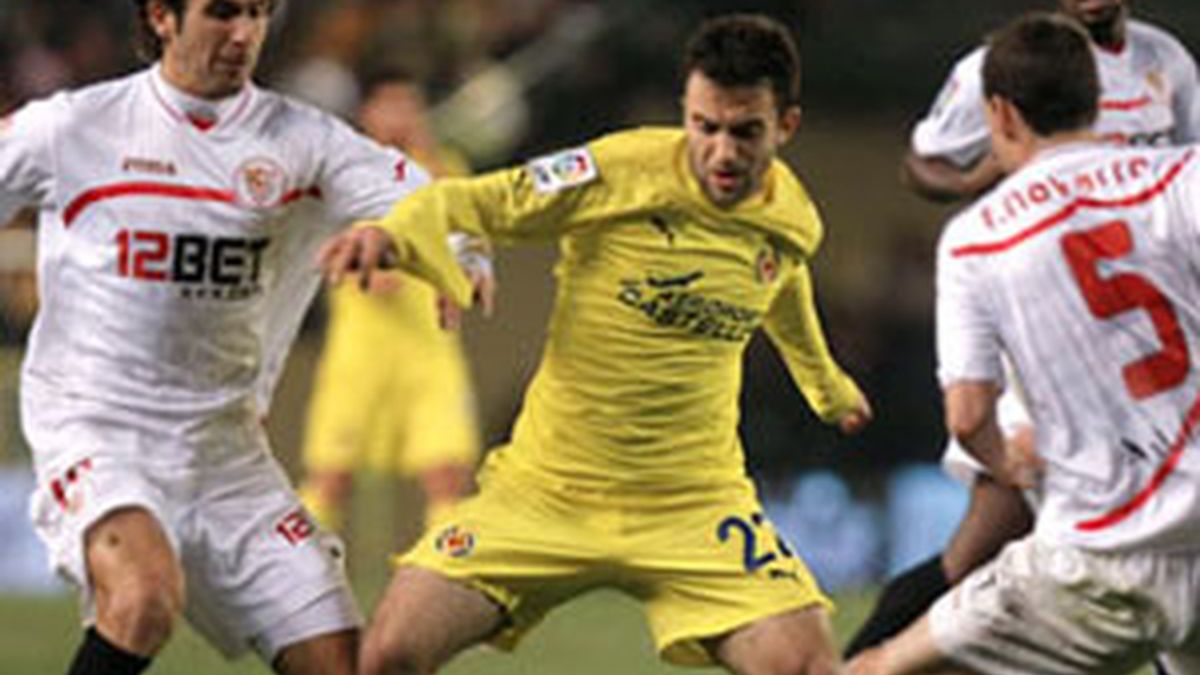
[298,70,481,534]
[321,13,871,675]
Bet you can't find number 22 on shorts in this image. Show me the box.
[716,512,795,574]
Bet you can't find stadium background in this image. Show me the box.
[0,1,1195,672]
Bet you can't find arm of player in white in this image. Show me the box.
[0,96,62,225]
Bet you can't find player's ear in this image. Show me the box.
[147,0,180,42]
[778,105,802,143]
[984,95,1015,142]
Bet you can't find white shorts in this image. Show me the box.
[26,413,361,662]
[929,536,1200,674]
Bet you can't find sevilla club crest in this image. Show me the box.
[235,157,286,207]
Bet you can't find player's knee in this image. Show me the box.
[102,567,185,650]
[754,646,843,675]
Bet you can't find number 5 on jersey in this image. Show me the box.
[1062,219,1190,400]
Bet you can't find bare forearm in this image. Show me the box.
[900,151,1002,202]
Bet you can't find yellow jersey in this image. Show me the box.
[383,127,863,492]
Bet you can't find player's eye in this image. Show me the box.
[730,122,765,141]
[205,0,271,21]
[206,1,240,20]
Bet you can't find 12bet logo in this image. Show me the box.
[116,228,270,298]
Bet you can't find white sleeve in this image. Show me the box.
[935,223,1004,387]
[1165,40,1200,144]
[0,96,62,225]
[911,48,991,168]
[995,359,1032,436]
[941,360,1030,485]
[317,115,432,223]
[940,437,986,485]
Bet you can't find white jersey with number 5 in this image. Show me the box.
[937,142,1200,552]
[914,19,1200,167]
[0,66,429,467]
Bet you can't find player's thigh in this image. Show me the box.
[849,615,974,675]
[629,484,832,667]
[184,456,360,661]
[397,468,608,650]
[709,604,840,675]
[930,537,1157,674]
[942,475,1032,583]
[364,565,503,668]
[86,506,184,606]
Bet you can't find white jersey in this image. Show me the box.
[0,66,429,461]
[913,19,1200,167]
[937,142,1200,552]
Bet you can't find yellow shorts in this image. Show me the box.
[399,465,832,666]
[302,344,480,476]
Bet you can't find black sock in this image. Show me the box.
[67,627,152,675]
[843,553,950,657]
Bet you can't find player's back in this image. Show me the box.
[940,142,1200,552]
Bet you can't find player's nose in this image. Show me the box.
[711,132,739,162]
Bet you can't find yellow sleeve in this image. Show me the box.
[762,261,864,424]
[379,162,603,239]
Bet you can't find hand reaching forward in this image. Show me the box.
[316,226,399,292]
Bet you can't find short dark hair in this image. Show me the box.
[682,13,801,112]
[983,12,1098,136]
[130,0,278,62]
[131,0,187,62]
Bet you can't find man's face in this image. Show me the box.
[154,0,272,99]
[683,71,799,209]
[1058,0,1128,36]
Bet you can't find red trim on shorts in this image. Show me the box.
[63,182,236,227]
[951,150,1195,258]
[1075,388,1200,531]
[1100,96,1153,112]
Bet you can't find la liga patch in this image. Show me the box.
[527,146,598,194]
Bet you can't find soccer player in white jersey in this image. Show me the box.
[0,1,474,673]
[847,1,1200,657]
[850,13,1200,674]
[904,0,1200,202]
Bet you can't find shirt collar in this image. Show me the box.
[149,64,253,132]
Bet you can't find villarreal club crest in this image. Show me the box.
[435,524,477,558]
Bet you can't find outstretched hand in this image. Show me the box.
[838,397,873,436]
[316,226,398,291]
